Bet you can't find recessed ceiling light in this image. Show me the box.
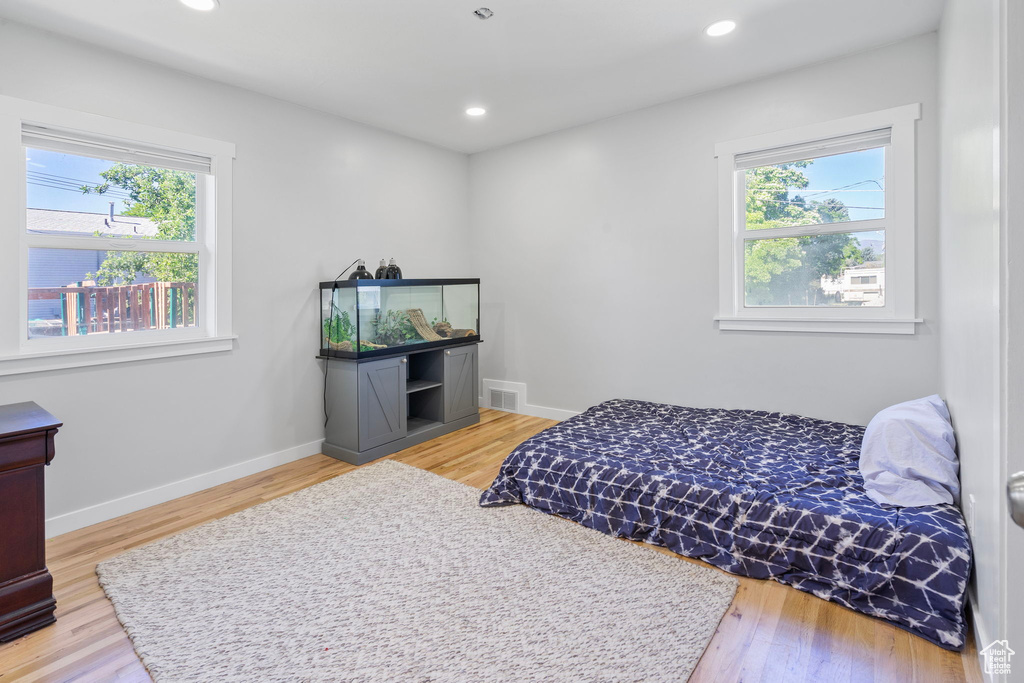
[180,0,219,11]
[705,20,736,37]
[466,107,487,117]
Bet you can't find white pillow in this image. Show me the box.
[859,395,960,507]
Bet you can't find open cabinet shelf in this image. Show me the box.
[406,380,443,394]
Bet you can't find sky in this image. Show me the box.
[26,148,131,215]
[797,146,885,221]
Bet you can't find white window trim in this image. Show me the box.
[0,95,236,376]
[714,103,922,334]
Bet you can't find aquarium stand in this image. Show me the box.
[321,342,479,465]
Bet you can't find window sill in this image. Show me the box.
[715,317,922,335]
[0,334,237,376]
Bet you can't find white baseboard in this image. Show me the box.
[479,395,581,422]
[520,403,582,421]
[45,440,324,539]
[968,592,1001,682]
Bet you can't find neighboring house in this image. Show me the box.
[27,207,157,322]
[27,206,158,239]
[820,261,885,306]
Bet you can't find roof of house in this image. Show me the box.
[26,208,158,238]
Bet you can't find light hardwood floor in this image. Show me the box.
[0,409,983,682]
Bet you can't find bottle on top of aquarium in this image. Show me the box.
[374,259,387,279]
[348,259,374,280]
[385,258,403,279]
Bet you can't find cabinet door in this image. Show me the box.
[358,356,407,450]
[443,345,478,423]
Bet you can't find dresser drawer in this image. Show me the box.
[0,432,50,472]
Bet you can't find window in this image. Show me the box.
[0,96,235,375]
[715,104,921,334]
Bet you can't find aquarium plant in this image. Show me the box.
[374,309,419,346]
[323,310,355,346]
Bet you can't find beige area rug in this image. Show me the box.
[97,460,738,682]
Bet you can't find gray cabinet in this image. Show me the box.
[322,342,480,466]
[444,345,478,422]
[358,356,406,450]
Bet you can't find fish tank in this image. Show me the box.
[319,278,480,359]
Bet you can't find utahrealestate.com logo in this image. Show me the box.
[980,640,1015,676]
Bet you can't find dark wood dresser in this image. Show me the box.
[0,402,60,642]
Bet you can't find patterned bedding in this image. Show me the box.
[479,399,971,650]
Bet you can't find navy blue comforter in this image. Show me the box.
[480,399,971,650]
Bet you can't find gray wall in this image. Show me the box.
[937,0,1005,653]
[0,21,472,523]
[469,34,941,426]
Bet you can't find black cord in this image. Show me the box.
[333,258,360,283]
[323,290,334,427]
[324,259,361,427]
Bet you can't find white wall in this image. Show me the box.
[937,0,1006,660]
[0,21,472,534]
[470,34,940,426]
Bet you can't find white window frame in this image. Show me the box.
[714,103,922,334]
[0,95,235,375]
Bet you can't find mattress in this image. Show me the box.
[479,399,971,650]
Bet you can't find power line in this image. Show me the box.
[26,171,133,199]
[27,174,131,196]
[28,170,117,186]
[747,178,886,200]
[27,179,128,196]
[753,196,884,211]
[26,177,132,198]
[27,180,132,200]
[785,178,885,198]
[797,188,883,193]
[27,174,132,194]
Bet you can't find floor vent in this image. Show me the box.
[483,379,526,414]
[489,389,519,412]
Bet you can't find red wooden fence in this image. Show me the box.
[28,282,197,336]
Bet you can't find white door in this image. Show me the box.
[1002,1,1024,678]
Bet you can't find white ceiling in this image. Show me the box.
[0,0,944,153]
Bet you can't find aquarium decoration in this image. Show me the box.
[372,308,473,346]
[406,309,442,341]
[432,320,476,338]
